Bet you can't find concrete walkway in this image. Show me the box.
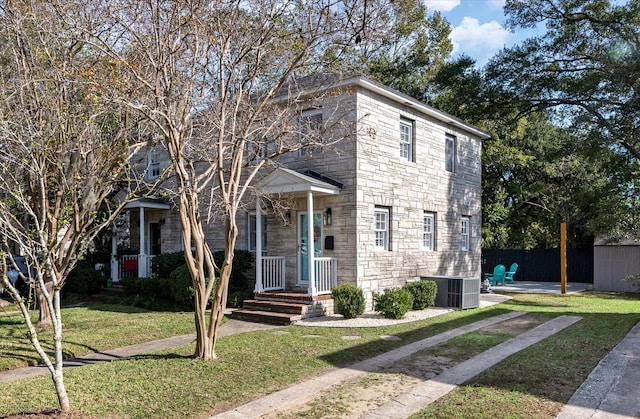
[0,319,278,384]
[557,321,640,419]
[212,314,583,419]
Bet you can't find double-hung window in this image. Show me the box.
[147,147,162,180]
[400,118,414,162]
[374,207,390,251]
[461,216,470,251]
[248,213,267,252]
[423,212,435,250]
[445,134,456,172]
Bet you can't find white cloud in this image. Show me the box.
[450,16,511,65]
[486,0,506,10]
[424,0,461,13]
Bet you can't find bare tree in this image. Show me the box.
[0,0,144,411]
[76,0,388,360]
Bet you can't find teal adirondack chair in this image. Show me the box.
[484,264,506,286]
[505,263,518,283]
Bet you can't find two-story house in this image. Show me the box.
[110,75,489,320]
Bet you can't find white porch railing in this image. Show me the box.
[119,254,155,279]
[262,256,285,291]
[314,257,337,295]
[258,256,337,296]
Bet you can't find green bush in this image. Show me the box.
[119,277,172,300]
[213,250,254,293]
[374,288,414,319]
[151,251,186,278]
[331,283,365,319]
[65,260,106,295]
[404,280,437,310]
[227,289,251,308]
[168,264,196,309]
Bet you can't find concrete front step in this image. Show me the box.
[230,309,302,326]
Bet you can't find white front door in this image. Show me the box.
[298,212,322,284]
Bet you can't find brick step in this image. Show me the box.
[254,292,332,304]
[242,300,308,315]
[230,309,302,326]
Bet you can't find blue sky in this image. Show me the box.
[424,0,540,67]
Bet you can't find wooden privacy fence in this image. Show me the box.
[482,248,593,283]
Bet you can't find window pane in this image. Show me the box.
[374,208,389,250]
[423,213,434,250]
[400,120,412,161]
[461,217,469,251]
[249,214,267,251]
[445,135,455,172]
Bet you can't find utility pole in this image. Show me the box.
[560,223,567,294]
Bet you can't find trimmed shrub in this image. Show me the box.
[374,288,414,319]
[228,289,251,308]
[65,260,106,295]
[331,283,365,319]
[168,264,195,309]
[119,277,172,300]
[213,250,254,293]
[151,251,186,278]
[404,280,437,310]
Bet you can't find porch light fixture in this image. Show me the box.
[323,208,332,225]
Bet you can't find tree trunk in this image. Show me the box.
[207,219,237,359]
[37,280,54,328]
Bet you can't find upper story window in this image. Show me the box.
[423,212,435,251]
[374,206,390,251]
[461,216,470,251]
[248,213,267,252]
[445,134,456,172]
[147,147,163,180]
[400,118,414,162]
[298,109,323,157]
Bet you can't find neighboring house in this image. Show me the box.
[593,237,640,292]
[110,75,489,312]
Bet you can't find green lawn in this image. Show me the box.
[1,292,639,418]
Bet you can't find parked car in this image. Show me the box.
[1,255,30,298]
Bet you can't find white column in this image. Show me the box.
[254,198,263,294]
[110,230,119,283]
[138,207,147,278]
[307,191,316,296]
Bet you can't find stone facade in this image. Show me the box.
[122,77,485,310]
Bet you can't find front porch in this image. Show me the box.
[254,168,342,298]
[110,198,172,282]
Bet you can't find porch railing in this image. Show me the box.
[262,256,285,291]
[314,257,337,295]
[119,254,155,279]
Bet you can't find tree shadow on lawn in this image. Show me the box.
[318,302,640,406]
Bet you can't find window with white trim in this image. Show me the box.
[400,118,414,161]
[461,216,470,251]
[248,213,267,252]
[445,134,456,172]
[147,148,162,180]
[298,110,323,157]
[374,206,390,250]
[423,212,435,250]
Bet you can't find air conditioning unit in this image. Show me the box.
[421,276,480,310]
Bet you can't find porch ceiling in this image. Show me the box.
[257,168,341,197]
[124,197,171,210]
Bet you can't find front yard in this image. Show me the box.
[1,292,639,418]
